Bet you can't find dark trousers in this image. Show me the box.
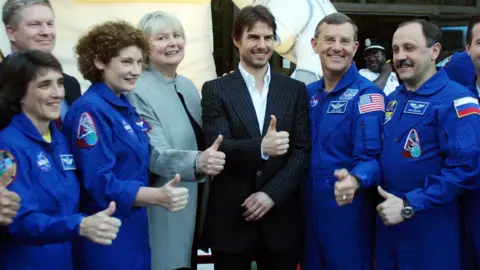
[212,242,300,270]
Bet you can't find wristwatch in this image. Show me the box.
[401,198,414,220]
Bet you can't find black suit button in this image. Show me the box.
[257,171,262,176]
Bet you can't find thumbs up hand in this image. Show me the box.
[158,174,189,212]
[261,115,290,156]
[197,135,226,176]
[376,186,405,226]
[333,169,359,206]
[0,166,21,226]
[80,201,122,245]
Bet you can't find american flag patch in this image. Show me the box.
[358,94,385,114]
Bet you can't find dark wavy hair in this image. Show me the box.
[0,49,62,129]
[75,20,150,83]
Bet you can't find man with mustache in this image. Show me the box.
[1,0,81,128]
[304,12,384,270]
[201,5,310,270]
[375,19,480,270]
[359,38,399,96]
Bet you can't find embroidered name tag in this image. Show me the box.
[60,155,76,171]
[339,89,359,100]
[404,101,429,115]
[327,101,348,114]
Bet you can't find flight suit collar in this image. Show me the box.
[11,112,60,145]
[398,69,448,96]
[91,82,133,109]
[321,63,359,94]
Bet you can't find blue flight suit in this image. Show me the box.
[0,113,83,270]
[376,69,480,270]
[63,83,151,270]
[439,51,477,92]
[304,64,384,270]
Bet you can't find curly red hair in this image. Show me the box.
[75,20,150,83]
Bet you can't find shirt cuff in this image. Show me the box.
[260,143,269,160]
[405,189,425,213]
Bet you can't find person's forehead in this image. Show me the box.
[19,4,54,21]
[243,22,273,35]
[320,23,354,37]
[471,23,480,40]
[393,24,425,45]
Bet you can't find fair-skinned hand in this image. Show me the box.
[158,174,189,212]
[80,201,122,245]
[334,169,359,206]
[376,186,405,226]
[0,166,20,226]
[198,135,226,176]
[242,192,274,221]
[261,115,290,156]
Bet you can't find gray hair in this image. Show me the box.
[2,0,53,28]
[138,11,185,69]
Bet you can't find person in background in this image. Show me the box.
[62,21,189,270]
[0,50,121,270]
[359,38,399,96]
[376,19,480,270]
[438,50,477,92]
[129,11,226,270]
[2,0,82,125]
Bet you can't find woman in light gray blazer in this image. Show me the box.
[128,11,226,270]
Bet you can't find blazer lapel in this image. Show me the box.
[262,74,288,136]
[228,70,261,137]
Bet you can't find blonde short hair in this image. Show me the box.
[138,11,185,40]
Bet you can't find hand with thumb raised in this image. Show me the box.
[262,115,290,156]
[376,186,405,226]
[158,174,189,212]
[0,166,20,226]
[197,135,226,176]
[333,169,359,206]
[80,201,122,245]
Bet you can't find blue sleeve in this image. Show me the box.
[0,146,84,244]
[64,106,143,216]
[405,95,480,212]
[349,88,385,189]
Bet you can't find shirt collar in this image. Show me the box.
[238,62,271,87]
[316,63,359,94]
[11,112,60,145]
[90,82,133,109]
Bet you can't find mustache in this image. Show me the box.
[396,59,413,69]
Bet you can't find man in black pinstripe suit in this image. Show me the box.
[201,5,310,270]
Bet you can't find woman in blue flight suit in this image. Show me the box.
[62,21,189,270]
[0,50,121,270]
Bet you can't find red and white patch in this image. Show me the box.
[136,119,152,133]
[76,112,99,148]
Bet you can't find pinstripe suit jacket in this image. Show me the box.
[201,69,311,254]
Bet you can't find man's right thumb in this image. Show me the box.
[103,201,116,216]
[377,186,390,200]
[168,174,181,187]
[268,115,277,132]
[210,135,223,151]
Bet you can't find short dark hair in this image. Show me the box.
[467,15,480,45]
[75,20,150,83]
[314,12,358,41]
[0,49,62,129]
[232,5,277,41]
[398,19,442,48]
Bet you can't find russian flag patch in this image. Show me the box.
[454,97,480,118]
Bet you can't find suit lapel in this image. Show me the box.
[262,74,287,136]
[228,70,261,137]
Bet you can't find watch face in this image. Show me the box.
[402,207,414,219]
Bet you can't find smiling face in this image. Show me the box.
[392,22,440,89]
[311,22,359,77]
[22,68,64,123]
[364,49,386,73]
[149,27,185,70]
[6,4,56,53]
[95,45,144,94]
[233,21,274,71]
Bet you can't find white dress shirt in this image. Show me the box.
[359,68,399,96]
[238,62,271,133]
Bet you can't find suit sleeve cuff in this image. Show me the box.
[118,181,144,216]
[405,189,426,213]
